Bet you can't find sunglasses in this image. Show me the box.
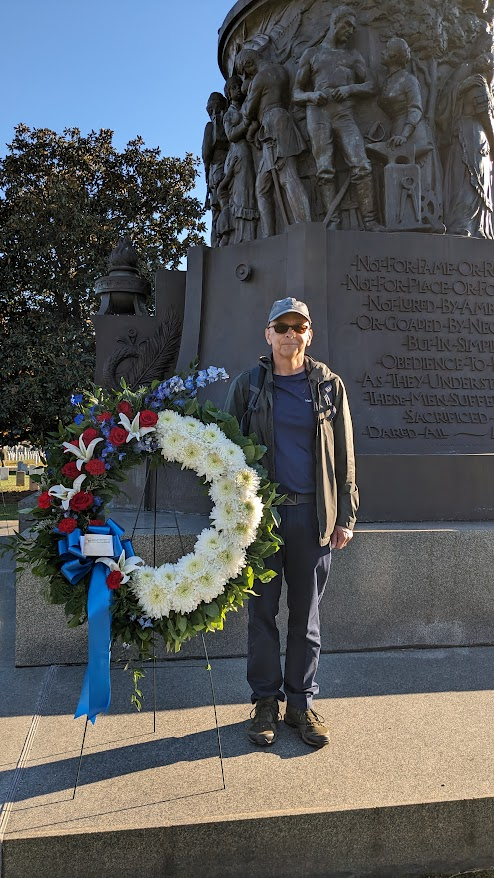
[269,322,310,334]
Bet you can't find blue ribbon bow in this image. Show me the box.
[56,518,135,724]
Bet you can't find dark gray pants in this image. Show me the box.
[247,503,332,710]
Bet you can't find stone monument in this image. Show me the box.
[19,0,494,671]
[93,0,494,522]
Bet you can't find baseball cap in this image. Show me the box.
[268,297,311,325]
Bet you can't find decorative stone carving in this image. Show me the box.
[202,93,229,247]
[443,51,494,238]
[369,38,444,232]
[207,0,494,243]
[94,236,150,315]
[293,5,381,230]
[236,46,312,237]
[217,75,259,245]
[101,308,183,391]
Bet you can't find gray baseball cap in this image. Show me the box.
[267,297,311,325]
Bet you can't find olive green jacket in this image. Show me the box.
[224,355,359,546]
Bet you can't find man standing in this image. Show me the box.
[225,297,358,748]
[293,5,380,230]
[202,92,230,247]
[236,47,312,237]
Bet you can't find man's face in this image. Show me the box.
[265,311,313,362]
[207,100,223,120]
[334,14,355,45]
[229,80,243,103]
[242,55,258,78]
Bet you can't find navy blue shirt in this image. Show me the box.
[272,370,317,494]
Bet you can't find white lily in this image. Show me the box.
[48,474,87,510]
[62,436,104,471]
[95,549,144,584]
[118,412,156,443]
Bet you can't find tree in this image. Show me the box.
[0,125,206,448]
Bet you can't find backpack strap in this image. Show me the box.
[240,364,265,435]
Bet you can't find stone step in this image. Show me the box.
[2,648,493,878]
[15,520,494,666]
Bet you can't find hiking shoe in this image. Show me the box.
[284,705,330,748]
[248,697,280,746]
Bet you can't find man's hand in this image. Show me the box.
[330,525,353,549]
[332,85,354,102]
[308,90,328,106]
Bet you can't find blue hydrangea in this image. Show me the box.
[184,375,195,391]
[196,371,208,388]
[70,393,83,406]
[74,413,84,425]
[93,496,103,508]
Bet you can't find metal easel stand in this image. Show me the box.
[73,461,226,797]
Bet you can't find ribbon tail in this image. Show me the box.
[74,562,112,723]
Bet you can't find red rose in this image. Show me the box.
[37,491,51,509]
[117,401,133,419]
[82,428,99,444]
[89,519,104,527]
[84,459,106,476]
[106,570,123,590]
[57,517,78,534]
[139,409,158,427]
[108,426,128,446]
[69,491,94,512]
[96,411,112,423]
[62,461,80,480]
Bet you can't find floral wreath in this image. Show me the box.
[13,365,282,722]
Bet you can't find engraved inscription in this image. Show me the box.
[342,252,494,449]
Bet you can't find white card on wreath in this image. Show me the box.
[81,534,114,557]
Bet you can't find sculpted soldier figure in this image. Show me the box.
[378,38,442,208]
[293,5,381,230]
[218,75,259,244]
[444,52,494,239]
[236,47,312,238]
[202,92,229,247]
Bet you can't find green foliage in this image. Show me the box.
[0,124,206,447]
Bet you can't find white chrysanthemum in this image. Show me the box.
[195,572,226,603]
[176,551,207,580]
[194,528,223,556]
[155,563,179,589]
[134,566,158,589]
[200,424,224,445]
[235,468,261,496]
[210,501,238,530]
[179,440,203,470]
[238,494,264,527]
[203,450,228,480]
[159,429,186,461]
[181,416,203,438]
[170,579,201,614]
[222,444,246,471]
[216,544,246,579]
[138,581,172,619]
[158,410,182,429]
[230,519,259,548]
[209,477,241,505]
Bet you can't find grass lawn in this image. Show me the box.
[0,473,38,520]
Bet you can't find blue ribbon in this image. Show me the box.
[55,518,133,724]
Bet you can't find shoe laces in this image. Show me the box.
[251,699,279,723]
[305,709,325,727]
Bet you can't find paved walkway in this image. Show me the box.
[1,548,493,878]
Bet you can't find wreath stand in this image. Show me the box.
[72,462,226,799]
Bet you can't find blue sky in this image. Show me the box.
[2,0,235,212]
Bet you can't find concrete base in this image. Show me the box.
[15,518,494,666]
[3,549,494,878]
